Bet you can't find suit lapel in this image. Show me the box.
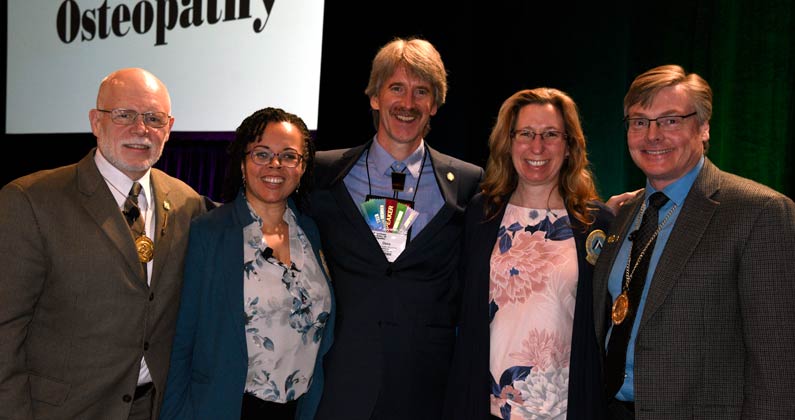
[150,171,174,287]
[325,145,389,258]
[593,194,643,342]
[76,151,146,281]
[640,160,720,328]
[400,148,459,247]
[226,195,254,357]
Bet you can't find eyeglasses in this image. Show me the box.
[247,149,304,168]
[97,108,171,128]
[511,129,567,144]
[624,112,697,132]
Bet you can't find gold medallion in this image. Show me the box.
[135,235,154,263]
[611,292,629,325]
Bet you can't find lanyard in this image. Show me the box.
[364,147,427,203]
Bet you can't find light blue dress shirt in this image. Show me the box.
[342,137,444,240]
[607,156,705,401]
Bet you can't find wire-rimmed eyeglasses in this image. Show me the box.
[247,149,304,168]
[624,112,697,132]
[511,129,567,144]
[97,108,171,128]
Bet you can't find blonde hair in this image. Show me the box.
[364,37,447,133]
[481,88,600,228]
[624,64,712,151]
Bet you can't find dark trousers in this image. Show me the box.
[241,392,298,419]
[607,398,635,420]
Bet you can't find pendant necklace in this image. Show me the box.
[104,177,155,263]
[611,200,677,325]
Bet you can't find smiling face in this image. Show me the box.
[369,63,438,156]
[242,121,306,213]
[511,103,569,192]
[626,84,709,190]
[89,68,174,180]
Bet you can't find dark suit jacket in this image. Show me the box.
[0,149,205,420]
[444,193,611,419]
[159,192,335,420]
[593,159,795,419]
[309,143,483,420]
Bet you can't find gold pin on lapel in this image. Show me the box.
[446,172,455,182]
[607,234,619,243]
[163,200,171,211]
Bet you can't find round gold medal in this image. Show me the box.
[611,292,629,325]
[135,235,154,263]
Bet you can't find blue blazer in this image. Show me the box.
[160,192,335,420]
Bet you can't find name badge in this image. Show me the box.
[373,230,408,262]
[360,195,419,261]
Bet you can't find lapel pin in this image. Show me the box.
[607,234,619,243]
[163,200,171,211]
[446,172,455,182]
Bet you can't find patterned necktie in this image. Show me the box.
[124,182,148,275]
[605,191,669,397]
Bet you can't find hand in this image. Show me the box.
[606,189,642,214]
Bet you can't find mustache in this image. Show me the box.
[392,107,421,118]
[122,137,154,146]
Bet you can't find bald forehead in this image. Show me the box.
[96,68,171,111]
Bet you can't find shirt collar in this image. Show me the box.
[645,155,704,207]
[94,149,152,210]
[368,137,426,179]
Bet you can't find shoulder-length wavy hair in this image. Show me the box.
[221,107,315,211]
[481,88,600,229]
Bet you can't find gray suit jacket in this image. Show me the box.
[0,149,205,420]
[593,158,795,419]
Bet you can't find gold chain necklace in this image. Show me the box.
[611,199,677,325]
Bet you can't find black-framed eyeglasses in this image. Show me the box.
[624,112,697,132]
[247,149,304,168]
[97,108,171,128]
[511,129,567,144]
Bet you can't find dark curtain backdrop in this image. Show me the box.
[2,1,793,201]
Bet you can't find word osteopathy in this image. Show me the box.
[56,0,275,46]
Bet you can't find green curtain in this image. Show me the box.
[585,0,794,198]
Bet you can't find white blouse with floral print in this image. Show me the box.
[489,204,578,420]
[241,200,331,403]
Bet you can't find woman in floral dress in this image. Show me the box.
[445,88,612,420]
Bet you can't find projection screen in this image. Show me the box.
[6,0,325,133]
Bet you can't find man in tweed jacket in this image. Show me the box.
[593,64,795,419]
[0,68,205,419]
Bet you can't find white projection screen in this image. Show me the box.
[6,0,325,133]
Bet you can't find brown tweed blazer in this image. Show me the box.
[0,149,205,419]
[593,158,795,419]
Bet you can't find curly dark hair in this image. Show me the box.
[220,107,315,211]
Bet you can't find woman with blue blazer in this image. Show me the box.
[160,107,334,420]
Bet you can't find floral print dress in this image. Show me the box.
[241,202,331,403]
[489,204,578,420]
